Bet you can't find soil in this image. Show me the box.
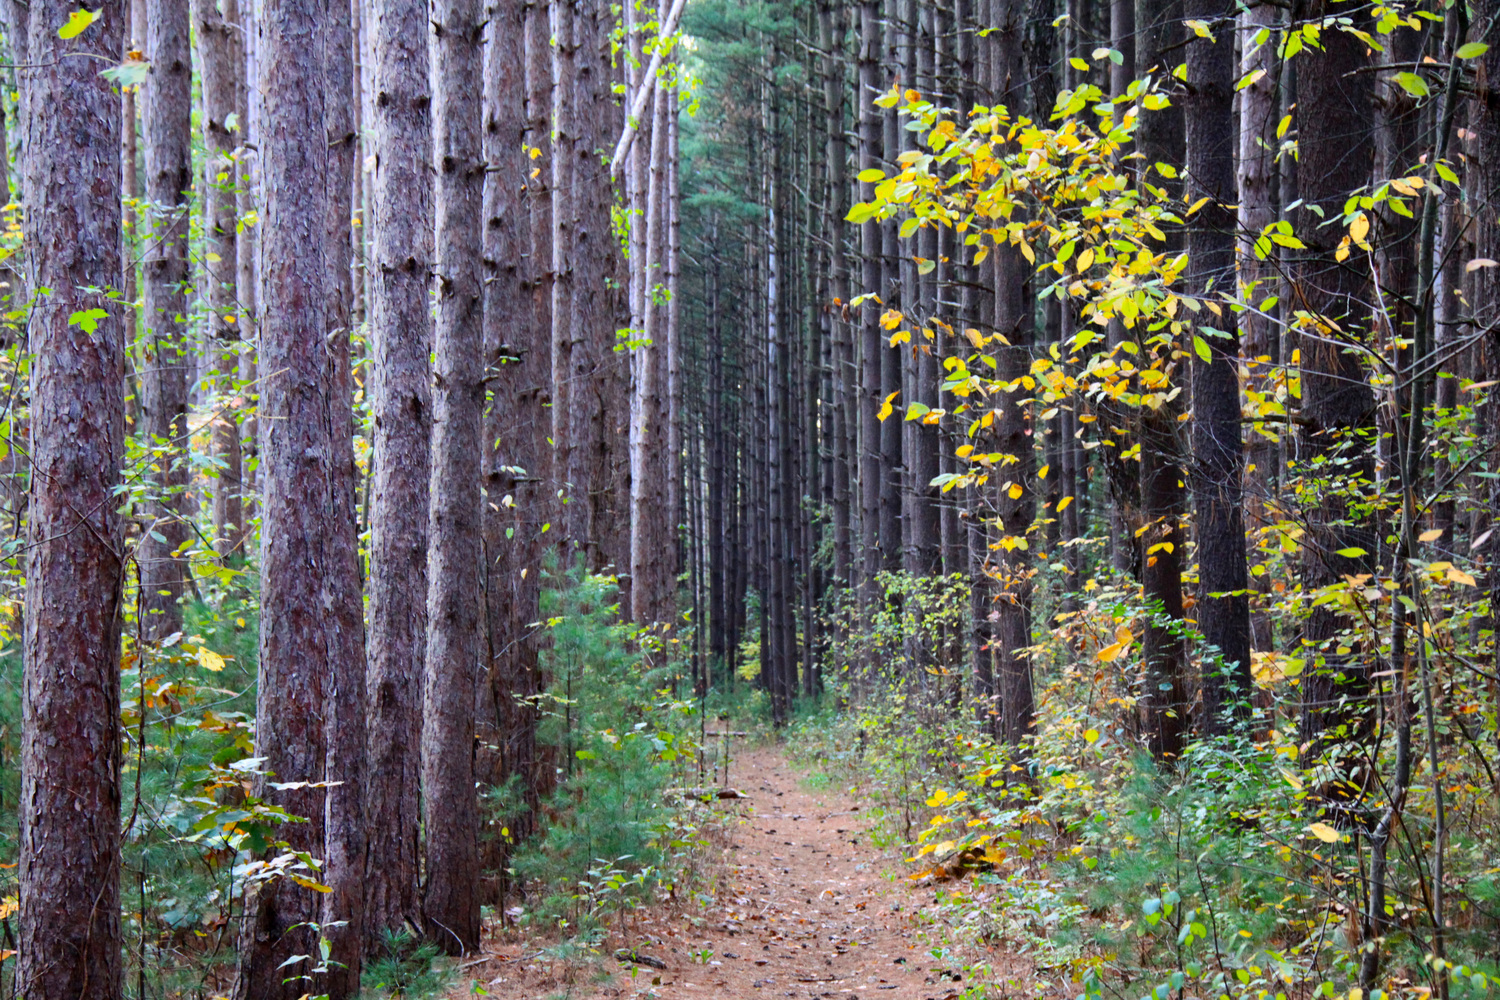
[463,742,1013,1000]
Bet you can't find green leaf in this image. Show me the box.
[845,203,876,224]
[1394,71,1430,98]
[58,7,101,38]
[856,167,886,183]
[1335,547,1368,558]
[101,59,151,86]
[1192,335,1211,362]
[67,308,108,333]
[1456,42,1489,59]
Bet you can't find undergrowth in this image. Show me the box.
[790,567,1500,1000]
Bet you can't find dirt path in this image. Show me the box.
[478,743,980,1000]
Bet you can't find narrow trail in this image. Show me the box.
[480,743,986,1000]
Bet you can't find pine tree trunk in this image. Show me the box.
[551,0,578,563]
[630,36,672,624]
[18,2,126,996]
[990,0,1035,750]
[321,0,370,989]
[365,0,433,940]
[1294,0,1375,748]
[1236,0,1277,651]
[479,0,546,894]
[422,0,486,952]
[235,0,355,989]
[140,0,194,638]
[1184,0,1250,731]
[858,0,883,617]
[195,0,245,561]
[821,0,853,592]
[1134,0,1189,761]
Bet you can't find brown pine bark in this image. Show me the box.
[422,0,485,952]
[139,0,194,637]
[17,2,126,997]
[321,0,370,990]
[479,0,546,889]
[234,0,357,990]
[552,0,578,559]
[194,0,245,561]
[364,0,432,942]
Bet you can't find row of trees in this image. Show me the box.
[679,0,1500,751]
[674,0,1499,987]
[6,0,685,995]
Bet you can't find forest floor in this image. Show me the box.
[461,742,1030,1000]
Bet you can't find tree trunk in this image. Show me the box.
[1184,0,1250,731]
[139,0,194,638]
[234,0,354,989]
[478,0,545,903]
[1293,0,1375,749]
[990,0,1035,750]
[859,0,882,617]
[1237,0,1277,652]
[551,0,578,563]
[365,0,433,941]
[422,0,486,953]
[630,43,672,624]
[195,0,246,561]
[321,0,370,990]
[18,2,126,997]
[1135,0,1189,761]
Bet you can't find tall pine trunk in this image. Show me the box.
[321,0,370,990]
[365,0,433,940]
[422,0,486,952]
[195,0,245,560]
[1183,0,1250,730]
[18,2,126,996]
[234,0,359,990]
[139,0,194,637]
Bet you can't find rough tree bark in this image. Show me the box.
[1183,0,1251,730]
[1293,0,1375,748]
[422,0,486,952]
[321,0,370,990]
[479,0,546,890]
[234,0,360,990]
[364,0,433,942]
[139,0,193,638]
[17,2,126,997]
[194,0,245,560]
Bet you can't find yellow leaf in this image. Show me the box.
[1084,728,1100,743]
[1114,626,1134,644]
[1306,822,1340,843]
[1076,247,1095,272]
[197,647,227,672]
[1037,463,1050,480]
[1349,212,1370,247]
[880,308,904,330]
[1008,482,1023,499]
[1057,495,1073,511]
[1418,528,1444,542]
[1446,566,1478,587]
[1097,641,1127,663]
[935,840,956,855]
